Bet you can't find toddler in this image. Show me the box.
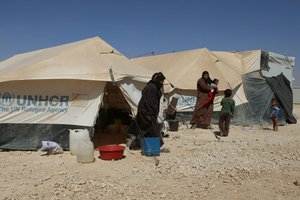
[270,98,280,131]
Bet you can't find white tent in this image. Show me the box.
[132,49,295,125]
[0,37,154,150]
[132,48,251,111]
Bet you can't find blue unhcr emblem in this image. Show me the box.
[0,92,15,106]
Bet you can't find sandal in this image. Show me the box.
[160,147,170,153]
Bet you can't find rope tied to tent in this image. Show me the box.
[99,49,122,56]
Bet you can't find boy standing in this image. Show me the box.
[219,89,235,136]
[270,98,280,131]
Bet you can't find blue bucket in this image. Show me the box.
[141,137,160,156]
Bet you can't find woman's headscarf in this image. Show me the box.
[202,71,209,78]
[202,71,212,83]
[151,72,166,88]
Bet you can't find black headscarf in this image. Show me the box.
[202,71,209,77]
[151,72,166,89]
[202,71,212,84]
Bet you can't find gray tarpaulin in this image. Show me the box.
[242,72,296,125]
[0,124,93,150]
[242,71,275,124]
[266,73,297,124]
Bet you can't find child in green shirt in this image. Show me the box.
[219,89,235,136]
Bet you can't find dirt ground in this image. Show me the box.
[1,105,300,200]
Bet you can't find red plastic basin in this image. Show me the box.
[97,145,126,160]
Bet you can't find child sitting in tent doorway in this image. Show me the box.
[204,78,219,105]
[270,98,280,131]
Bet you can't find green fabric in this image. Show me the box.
[220,98,235,114]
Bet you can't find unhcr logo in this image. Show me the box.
[0,92,15,106]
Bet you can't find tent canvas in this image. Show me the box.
[0,37,153,150]
[132,49,296,125]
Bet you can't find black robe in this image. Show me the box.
[136,81,162,137]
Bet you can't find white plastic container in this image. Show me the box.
[69,129,90,155]
[76,138,95,163]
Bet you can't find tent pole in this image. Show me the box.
[164,77,193,128]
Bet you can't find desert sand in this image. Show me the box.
[1,105,300,200]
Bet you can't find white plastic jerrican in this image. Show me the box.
[69,129,90,155]
[76,138,95,163]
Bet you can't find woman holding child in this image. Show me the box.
[190,71,218,129]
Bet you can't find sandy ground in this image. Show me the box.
[1,105,300,200]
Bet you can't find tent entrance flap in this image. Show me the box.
[243,72,297,125]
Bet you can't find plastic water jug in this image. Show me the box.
[77,138,95,163]
[69,129,90,155]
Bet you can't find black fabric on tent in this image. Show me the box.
[261,51,270,71]
[242,72,296,125]
[266,73,297,124]
[242,71,275,124]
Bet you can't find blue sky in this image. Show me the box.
[1,0,299,85]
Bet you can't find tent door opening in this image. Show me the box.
[92,82,132,147]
